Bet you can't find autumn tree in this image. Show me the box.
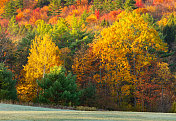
[0,0,9,15]
[91,11,167,108]
[0,32,16,71]
[17,34,61,101]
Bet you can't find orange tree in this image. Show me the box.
[89,11,168,109]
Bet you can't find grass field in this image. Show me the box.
[0,103,176,121]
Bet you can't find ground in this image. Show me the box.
[0,103,176,121]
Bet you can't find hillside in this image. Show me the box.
[0,0,175,112]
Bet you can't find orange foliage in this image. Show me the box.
[48,16,59,25]
[133,8,149,14]
[0,0,9,15]
[16,6,49,25]
[60,2,90,18]
[100,10,122,23]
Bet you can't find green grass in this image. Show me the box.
[0,103,176,121]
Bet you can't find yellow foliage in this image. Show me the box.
[86,14,97,23]
[121,85,131,96]
[17,34,61,101]
[91,11,167,95]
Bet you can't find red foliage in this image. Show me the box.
[100,10,122,22]
[16,6,49,25]
[95,10,100,19]
[0,18,9,28]
[135,0,144,7]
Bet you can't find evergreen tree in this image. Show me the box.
[4,0,17,18]
[48,0,61,16]
[7,16,19,35]
[163,14,176,51]
[0,63,17,100]
[123,0,137,11]
[15,0,23,9]
[113,0,123,10]
[38,66,81,106]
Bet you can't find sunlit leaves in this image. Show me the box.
[17,34,61,101]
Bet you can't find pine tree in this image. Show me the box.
[7,16,19,35]
[4,0,17,18]
[123,0,137,11]
[38,66,81,105]
[0,63,17,100]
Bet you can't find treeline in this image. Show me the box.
[0,0,176,112]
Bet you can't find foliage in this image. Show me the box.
[17,34,61,101]
[37,66,81,106]
[0,63,17,100]
[123,0,137,11]
[3,0,17,18]
[7,16,19,35]
[0,32,16,71]
[48,0,61,16]
[90,11,167,109]
[0,0,175,112]
[171,101,176,113]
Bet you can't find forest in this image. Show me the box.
[0,0,176,112]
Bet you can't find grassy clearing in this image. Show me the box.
[0,103,176,121]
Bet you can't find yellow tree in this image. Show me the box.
[0,0,9,15]
[17,34,61,101]
[91,11,167,106]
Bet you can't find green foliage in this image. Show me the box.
[171,101,176,113]
[35,0,50,8]
[37,66,81,106]
[15,0,23,9]
[16,32,35,72]
[7,16,19,35]
[48,0,61,16]
[34,20,52,37]
[4,0,17,18]
[113,0,123,10]
[163,14,176,51]
[0,63,17,100]
[80,83,96,106]
[123,0,137,11]
[0,33,16,67]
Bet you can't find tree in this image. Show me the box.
[0,63,17,100]
[91,11,167,108]
[123,0,137,11]
[3,0,17,18]
[48,0,61,16]
[37,66,81,105]
[17,34,61,101]
[163,14,176,51]
[7,16,19,35]
[0,0,9,15]
[0,32,16,71]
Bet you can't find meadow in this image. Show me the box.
[0,103,176,121]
